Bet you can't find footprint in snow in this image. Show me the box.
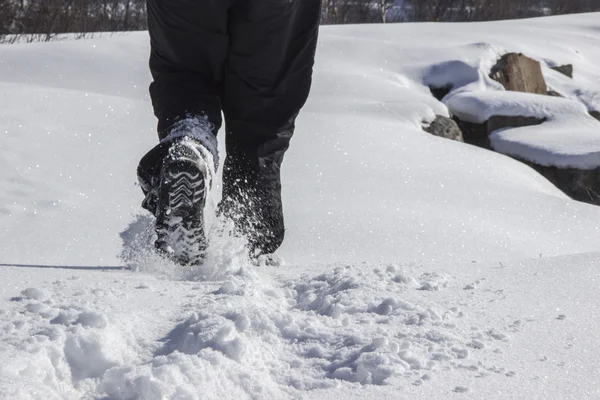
[454,386,470,393]
[417,273,449,291]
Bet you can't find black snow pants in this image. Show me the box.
[138,0,321,255]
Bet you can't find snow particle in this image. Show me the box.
[25,302,47,313]
[371,337,389,349]
[235,315,251,332]
[451,347,469,359]
[135,284,151,289]
[375,299,396,315]
[75,311,108,328]
[20,288,49,301]
[467,340,485,350]
[216,281,236,295]
[486,329,508,341]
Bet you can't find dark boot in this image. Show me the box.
[138,125,217,265]
[219,131,290,256]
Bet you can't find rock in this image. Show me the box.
[453,119,490,148]
[524,162,600,206]
[550,64,573,79]
[424,116,464,142]
[445,54,600,208]
[453,115,545,149]
[436,53,600,208]
[487,115,545,133]
[490,53,547,95]
[429,85,453,102]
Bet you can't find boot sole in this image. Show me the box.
[155,156,207,265]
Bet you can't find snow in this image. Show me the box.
[491,123,600,169]
[447,91,600,168]
[447,91,590,124]
[1,13,600,400]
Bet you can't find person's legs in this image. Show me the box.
[138,0,232,264]
[140,0,233,170]
[146,0,231,138]
[141,0,233,185]
[220,0,322,256]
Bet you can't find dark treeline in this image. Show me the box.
[1,0,600,43]
[0,0,146,43]
[322,0,600,24]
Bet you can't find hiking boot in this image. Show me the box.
[147,138,213,265]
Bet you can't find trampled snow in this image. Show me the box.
[1,13,600,400]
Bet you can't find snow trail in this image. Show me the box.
[1,252,518,399]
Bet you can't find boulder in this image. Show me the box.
[454,115,545,149]
[428,53,600,208]
[453,119,489,148]
[525,163,600,206]
[424,116,464,142]
[487,115,545,133]
[429,85,453,102]
[490,53,547,95]
[550,64,573,79]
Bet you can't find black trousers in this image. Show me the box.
[140,0,321,255]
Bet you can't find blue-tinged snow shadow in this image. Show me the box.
[154,319,190,357]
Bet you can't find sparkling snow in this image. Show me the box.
[1,13,600,400]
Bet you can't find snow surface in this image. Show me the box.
[1,13,600,400]
[447,91,590,125]
[491,121,600,169]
